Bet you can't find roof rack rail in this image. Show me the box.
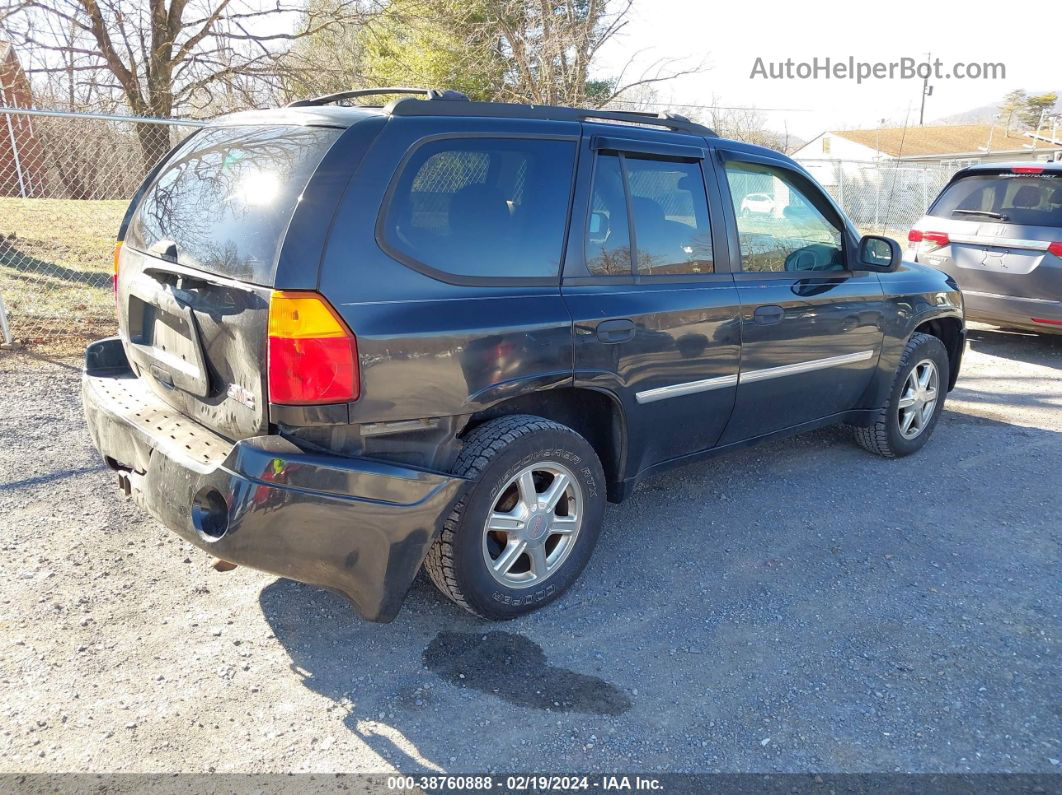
[386,97,715,136]
[286,87,469,108]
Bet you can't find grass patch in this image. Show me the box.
[0,198,126,347]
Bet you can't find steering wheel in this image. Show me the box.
[784,243,842,273]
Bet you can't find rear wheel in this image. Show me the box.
[424,415,606,619]
[854,332,949,457]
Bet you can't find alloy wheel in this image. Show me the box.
[481,462,583,589]
[897,358,940,440]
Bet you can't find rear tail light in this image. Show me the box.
[1048,242,1062,257]
[1012,166,1044,174]
[1031,317,1062,326]
[908,230,950,247]
[267,291,359,405]
[112,241,123,306]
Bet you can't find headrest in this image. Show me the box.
[1012,184,1042,208]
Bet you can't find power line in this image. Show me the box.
[605,98,815,113]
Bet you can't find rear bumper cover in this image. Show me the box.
[81,337,464,622]
[963,291,1062,332]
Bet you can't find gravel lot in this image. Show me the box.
[1,325,1059,774]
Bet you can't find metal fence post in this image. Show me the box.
[4,110,27,198]
[0,291,14,347]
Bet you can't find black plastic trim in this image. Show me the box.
[591,135,706,160]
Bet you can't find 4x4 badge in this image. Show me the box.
[226,383,256,410]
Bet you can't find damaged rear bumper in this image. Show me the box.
[81,337,464,622]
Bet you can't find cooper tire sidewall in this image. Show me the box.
[452,430,605,619]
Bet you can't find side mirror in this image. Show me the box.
[857,234,901,272]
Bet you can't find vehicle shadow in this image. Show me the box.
[259,574,633,773]
[965,324,1062,369]
[258,406,1062,773]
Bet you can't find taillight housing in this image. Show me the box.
[112,241,123,307]
[267,291,359,405]
[1048,242,1062,257]
[908,229,950,247]
[1012,166,1044,174]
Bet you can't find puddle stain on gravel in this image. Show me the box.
[423,630,631,715]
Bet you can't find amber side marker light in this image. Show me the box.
[267,291,359,405]
[112,241,123,305]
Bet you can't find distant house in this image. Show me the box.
[792,123,1062,169]
[0,41,46,197]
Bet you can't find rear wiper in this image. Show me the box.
[148,238,179,263]
[953,209,1009,221]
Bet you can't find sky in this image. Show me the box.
[594,0,1057,141]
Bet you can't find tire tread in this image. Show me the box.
[423,414,569,618]
[854,332,939,457]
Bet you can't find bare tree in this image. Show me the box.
[485,0,702,107]
[283,0,705,109]
[1,0,376,168]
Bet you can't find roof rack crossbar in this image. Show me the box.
[286,87,469,108]
[386,97,715,136]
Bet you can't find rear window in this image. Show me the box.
[930,172,1062,227]
[127,124,343,284]
[381,137,577,280]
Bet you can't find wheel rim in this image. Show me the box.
[481,462,583,589]
[897,358,940,440]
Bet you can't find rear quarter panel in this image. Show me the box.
[315,117,579,450]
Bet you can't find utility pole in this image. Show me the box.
[919,52,933,125]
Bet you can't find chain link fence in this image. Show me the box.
[797,158,963,238]
[0,108,966,351]
[0,108,202,350]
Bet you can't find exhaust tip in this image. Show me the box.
[191,487,229,541]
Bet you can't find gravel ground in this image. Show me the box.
[1,325,1059,774]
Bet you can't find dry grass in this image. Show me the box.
[0,197,125,350]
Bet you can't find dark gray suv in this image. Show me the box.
[81,88,965,622]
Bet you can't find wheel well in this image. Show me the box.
[461,388,626,502]
[914,316,963,389]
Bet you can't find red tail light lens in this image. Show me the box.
[909,230,950,247]
[1031,317,1062,326]
[1048,242,1062,257]
[1012,166,1044,174]
[267,291,359,405]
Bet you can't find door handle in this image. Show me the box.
[596,318,636,343]
[753,304,785,325]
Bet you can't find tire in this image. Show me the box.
[854,332,949,458]
[424,414,606,620]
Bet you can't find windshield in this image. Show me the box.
[929,172,1062,228]
[126,124,343,284]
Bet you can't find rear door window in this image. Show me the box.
[930,172,1062,227]
[626,156,713,275]
[585,152,713,277]
[126,124,343,284]
[381,137,577,280]
[586,154,632,276]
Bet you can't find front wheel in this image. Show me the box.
[424,415,606,619]
[853,332,949,457]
